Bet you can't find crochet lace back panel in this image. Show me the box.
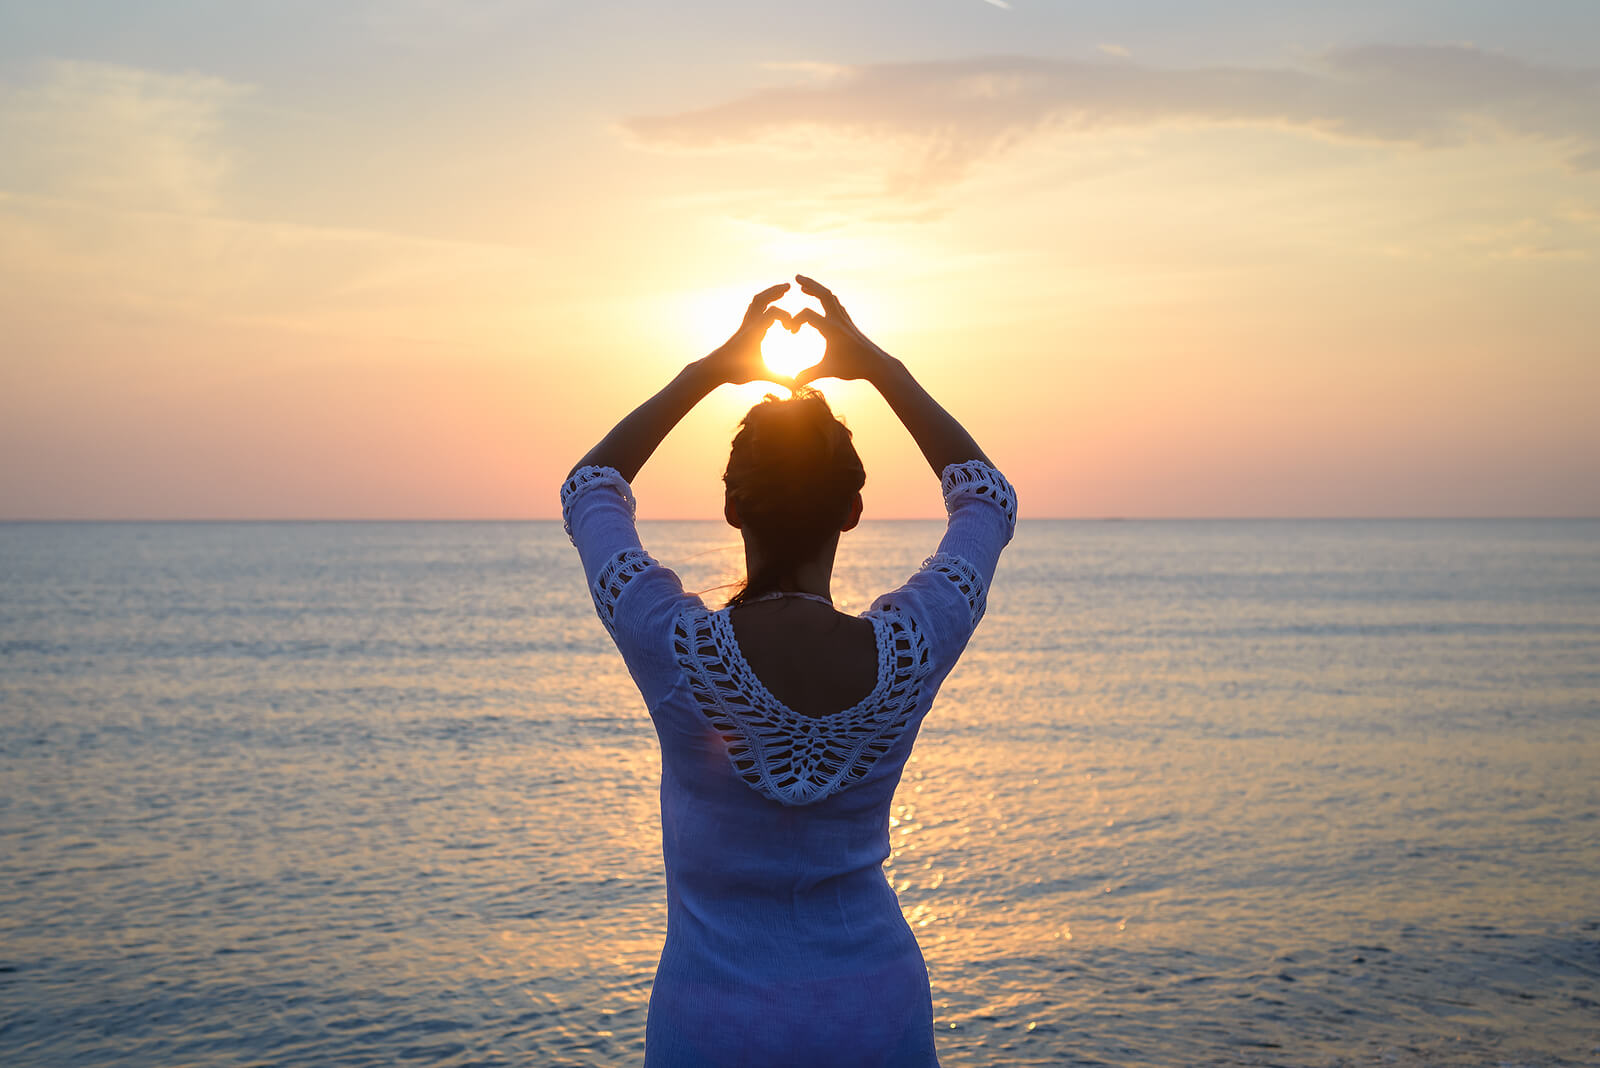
[673,607,934,806]
[941,460,1017,530]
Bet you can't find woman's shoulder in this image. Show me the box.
[867,552,987,630]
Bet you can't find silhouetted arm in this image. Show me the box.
[566,362,719,484]
[789,275,991,477]
[864,356,992,477]
[566,285,794,482]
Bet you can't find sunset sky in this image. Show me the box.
[2,1,1597,519]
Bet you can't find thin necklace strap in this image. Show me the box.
[747,590,834,607]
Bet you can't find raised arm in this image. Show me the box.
[789,275,992,477]
[789,277,1014,660]
[566,284,794,482]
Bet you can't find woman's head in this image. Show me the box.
[723,390,865,606]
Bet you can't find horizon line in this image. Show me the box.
[2,515,1597,524]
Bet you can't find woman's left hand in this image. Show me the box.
[699,283,795,387]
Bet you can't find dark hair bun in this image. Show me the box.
[723,390,866,604]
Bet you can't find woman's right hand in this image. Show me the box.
[789,275,895,387]
[792,274,991,476]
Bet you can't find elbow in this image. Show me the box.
[566,454,602,483]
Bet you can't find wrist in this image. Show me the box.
[679,356,724,394]
[864,351,907,390]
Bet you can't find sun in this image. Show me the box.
[672,285,829,383]
[761,320,826,380]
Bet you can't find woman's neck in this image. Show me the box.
[741,536,839,601]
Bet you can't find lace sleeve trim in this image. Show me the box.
[560,465,637,543]
[940,460,1017,533]
[923,552,987,629]
[591,548,657,637]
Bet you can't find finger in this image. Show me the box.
[794,274,835,307]
[745,308,792,339]
[744,282,790,322]
[794,274,852,323]
[790,307,834,337]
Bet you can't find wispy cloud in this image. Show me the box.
[622,46,1600,196]
[0,61,566,340]
[0,60,248,214]
[758,60,851,82]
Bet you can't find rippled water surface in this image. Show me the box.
[2,519,1598,1066]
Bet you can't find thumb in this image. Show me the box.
[793,363,827,388]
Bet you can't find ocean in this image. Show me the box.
[2,519,1597,1067]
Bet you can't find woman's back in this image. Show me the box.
[728,598,878,717]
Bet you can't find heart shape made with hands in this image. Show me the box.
[760,316,827,381]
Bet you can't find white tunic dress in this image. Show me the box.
[561,460,1017,1068]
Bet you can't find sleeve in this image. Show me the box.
[868,460,1018,666]
[560,466,701,704]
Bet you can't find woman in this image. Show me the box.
[562,276,1016,1066]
